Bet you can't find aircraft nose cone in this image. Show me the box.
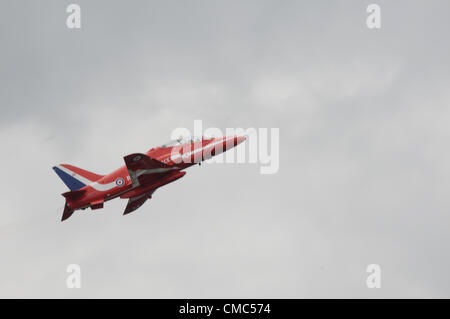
[221,136,247,152]
[236,135,247,145]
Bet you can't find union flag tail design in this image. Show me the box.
[52,164,104,191]
[53,164,104,221]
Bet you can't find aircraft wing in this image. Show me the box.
[124,153,178,187]
[123,191,154,215]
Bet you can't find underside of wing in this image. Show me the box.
[124,153,178,187]
[123,191,154,215]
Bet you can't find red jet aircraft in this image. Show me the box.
[53,135,246,221]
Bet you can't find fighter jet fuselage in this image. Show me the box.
[53,135,246,221]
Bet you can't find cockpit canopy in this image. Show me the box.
[160,136,213,148]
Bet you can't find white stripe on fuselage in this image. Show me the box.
[59,139,233,193]
[57,165,118,192]
[170,137,235,161]
[58,166,178,193]
[135,167,178,177]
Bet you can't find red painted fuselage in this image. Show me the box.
[53,135,246,221]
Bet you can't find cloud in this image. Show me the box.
[1,0,450,297]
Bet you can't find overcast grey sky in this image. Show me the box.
[1,0,450,298]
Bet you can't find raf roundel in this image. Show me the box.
[115,178,125,187]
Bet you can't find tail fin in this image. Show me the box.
[53,164,104,191]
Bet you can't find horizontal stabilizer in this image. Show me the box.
[62,189,86,201]
[61,203,74,221]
